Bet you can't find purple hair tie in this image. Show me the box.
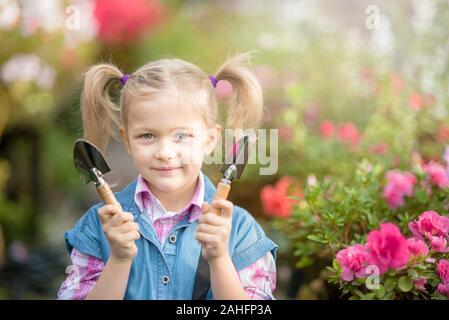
[120,74,130,86]
[208,75,218,88]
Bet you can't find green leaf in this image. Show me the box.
[408,269,419,278]
[375,285,385,299]
[307,234,327,244]
[326,266,335,273]
[398,276,413,292]
[382,292,396,300]
[416,189,429,204]
[333,259,341,271]
[352,288,365,297]
[384,278,396,292]
[361,292,376,300]
[286,83,302,105]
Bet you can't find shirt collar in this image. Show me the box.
[134,171,205,223]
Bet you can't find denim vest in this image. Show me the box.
[64,172,278,299]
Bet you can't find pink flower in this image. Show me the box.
[336,244,369,281]
[369,142,388,155]
[436,259,449,297]
[260,177,301,218]
[436,259,449,282]
[307,174,318,187]
[437,283,449,297]
[437,125,449,143]
[409,211,449,240]
[383,170,416,209]
[413,278,427,291]
[408,221,423,240]
[215,80,233,100]
[365,223,410,274]
[430,236,449,253]
[406,238,429,258]
[319,121,335,139]
[409,92,424,111]
[338,122,361,147]
[423,161,449,188]
[278,126,294,141]
[94,0,164,45]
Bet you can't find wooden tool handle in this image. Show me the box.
[210,181,231,215]
[97,183,122,211]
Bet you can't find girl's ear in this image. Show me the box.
[119,126,131,155]
[203,124,221,156]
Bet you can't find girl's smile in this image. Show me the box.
[152,166,182,175]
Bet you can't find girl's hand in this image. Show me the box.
[98,205,140,262]
[195,199,233,262]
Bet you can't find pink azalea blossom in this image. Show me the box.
[278,126,294,142]
[408,211,449,240]
[423,161,449,188]
[337,122,361,147]
[436,259,449,297]
[215,79,233,100]
[383,170,416,209]
[413,278,427,291]
[260,177,302,219]
[408,220,423,240]
[369,142,388,155]
[365,223,411,275]
[436,259,449,282]
[409,91,424,111]
[437,283,449,297]
[437,126,449,143]
[407,238,429,258]
[319,121,335,139]
[430,236,449,253]
[336,244,369,281]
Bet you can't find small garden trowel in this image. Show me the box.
[209,134,251,215]
[73,139,122,210]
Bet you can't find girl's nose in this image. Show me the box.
[154,139,177,161]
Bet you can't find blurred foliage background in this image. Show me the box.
[0,0,448,299]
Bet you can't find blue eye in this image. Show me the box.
[142,133,154,140]
[176,133,190,141]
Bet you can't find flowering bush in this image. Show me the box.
[271,150,449,299]
[331,216,449,300]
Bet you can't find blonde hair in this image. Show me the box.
[80,53,263,152]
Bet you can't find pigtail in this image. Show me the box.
[214,52,264,131]
[80,63,124,153]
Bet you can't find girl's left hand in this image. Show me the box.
[195,199,233,262]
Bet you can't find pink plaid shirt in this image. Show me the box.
[58,172,276,299]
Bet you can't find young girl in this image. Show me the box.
[58,53,278,300]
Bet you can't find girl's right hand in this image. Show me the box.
[98,205,140,262]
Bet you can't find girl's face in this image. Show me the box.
[120,93,219,197]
